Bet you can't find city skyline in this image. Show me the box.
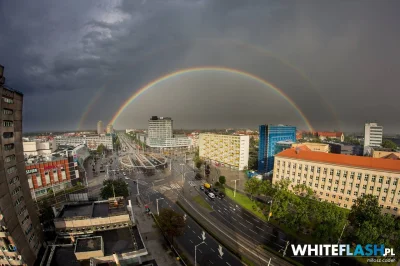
[1,0,400,133]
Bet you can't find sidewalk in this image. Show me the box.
[132,203,181,266]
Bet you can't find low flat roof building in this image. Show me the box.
[41,197,147,265]
[274,148,400,216]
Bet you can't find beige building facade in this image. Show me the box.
[274,148,400,216]
[199,134,249,170]
[292,142,330,153]
[372,150,400,159]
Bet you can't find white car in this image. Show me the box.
[208,193,216,199]
[123,172,126,176]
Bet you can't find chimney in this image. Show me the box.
[113,253,120,266]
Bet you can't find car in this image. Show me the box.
[218,192,225,199]
[208,193,216,199]
[204,189,211,195]
[123,172,126,176]
[212,188,219,193]
[200,186,204,190]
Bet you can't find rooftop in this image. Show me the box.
[276,148,400,172]
[58,200,127,219]
[75,237,102,253]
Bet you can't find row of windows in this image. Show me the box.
[2,108,13,115]
[18,206,27,218]
[2,97,13,104]
[11,186,21,196]
[288,177,400,196]
[24,223,33,236]
[3,132,13,138]
[2,120,13,127]
[276,165,399,185]
[6,166,17,174]
[14,196,23,207]
[28,233,35,243]
[4,143,14,150]
[281,171,399,186]
[10,176,19,185]
[5,154,15,163]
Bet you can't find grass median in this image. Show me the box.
[192,195,213,211]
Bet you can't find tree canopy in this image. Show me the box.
[244,178,261,199]
[157,208,186,244]
[382,139,398,150]
[219,175,226,185]
[100,178,129,199]
[97,143,106,154]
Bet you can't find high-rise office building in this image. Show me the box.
[97,120,103,135]
[148,116,173,139]
[258,124,296,173]
[364,122,383,151]
[0,65,43,265]
[106,124,114,134]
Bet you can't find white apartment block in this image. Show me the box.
[23,140,56,157]
[199,134,249,170]
[55,135,113,151]
[148,116,173,139]
[274,148,400,216]
[97,120,103,134]
[364,122,383,149]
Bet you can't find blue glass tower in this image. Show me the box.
[258,125,296,173]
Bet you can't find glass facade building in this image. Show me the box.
[258,125,296,173]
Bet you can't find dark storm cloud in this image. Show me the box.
[0,0,399,132]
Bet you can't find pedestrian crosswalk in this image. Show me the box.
[158,183,181,193]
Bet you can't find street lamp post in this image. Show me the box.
[136,179,140,195]
[267,200,273,222]
[156,197,164,216]
[232,179,240,198]
[195,242,206,266]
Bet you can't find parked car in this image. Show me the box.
[204,183,211,189]
[200,186,204,191]
[218,192,225,199]
[212,187,219,193]
[204,189,211,195]
[208,193,216,200]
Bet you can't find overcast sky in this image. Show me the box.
[1,0,399,133]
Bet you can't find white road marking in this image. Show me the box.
[226,263,231,266]
[333,262,339,265]
[192,230,196,234]
[211,248,216,252]
[246,220,252,225]
[188,225,191,228]
[190,240,193,243]
[311,260,317,264]
[219,255,223,259]
[256,226,264,231]
[198,249,202,254]
[232,217,237,221]
[198,236,201,240]
[249,229,256,233]
[239,222,246,227]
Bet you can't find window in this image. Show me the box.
[2,97,13,104]
[379,177,383,183]
[382,197,386,201]
[321,185,324,189]
[27,177,33,189]
[305,166,308,171]
[372,175,376,182]
[340,189,344,193]
[386,206,391,210]
[342,181,346,185]
[377,187,381,192]
[311,166,314,172]
[384,188,388,193]
[393,179,398,186]
[316,177,319,181]
[347,190,351,195]
[370,186,374,191]
[344,204,348,208]
[317,167,320,173]
[2,108,13,115]
[10,176,19,185]
[297,173,301,177]
[328,179,332,183]
[4,143,14,150]
[326,193,329,196]
[354,192,358,196]
[309,182,312,186]
[322,178,326,182]
[3,132,13,138]
[334,187,338,192]
[323,168,327,174]
[330,169,334,175]
[5,154,15,163]
[363,185,367,189]
[339,196,343,199]
[364,174,369,181]
[336,170,341,177]
[314,183,318,188]
[357,173,361,180]
[386,178,391,184]
[7,166,17,174]
[391,189,395,194]
[335,180,339,184]
[350,172,355,179]
[2,120,13,127]
[356,184,360,188]
[327,186,331,191]
[343,171,348,178]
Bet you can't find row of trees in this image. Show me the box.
[244,178,400,254]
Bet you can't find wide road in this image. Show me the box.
[126,178,243,266]
[176,160,360,266]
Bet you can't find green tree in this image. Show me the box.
[248,156,258,170]
[38,200,55,222]
[258,180,275,197]
[219,176,226,186]
[195,159,204,169]
[348,194,381,227]
[100,178,129,199]
[244,178,261,200]
[97,143,106,154]
[156,208,186,245]
[382,139,398,150]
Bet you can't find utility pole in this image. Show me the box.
[337,222,348,244]
[233,179,239,197]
